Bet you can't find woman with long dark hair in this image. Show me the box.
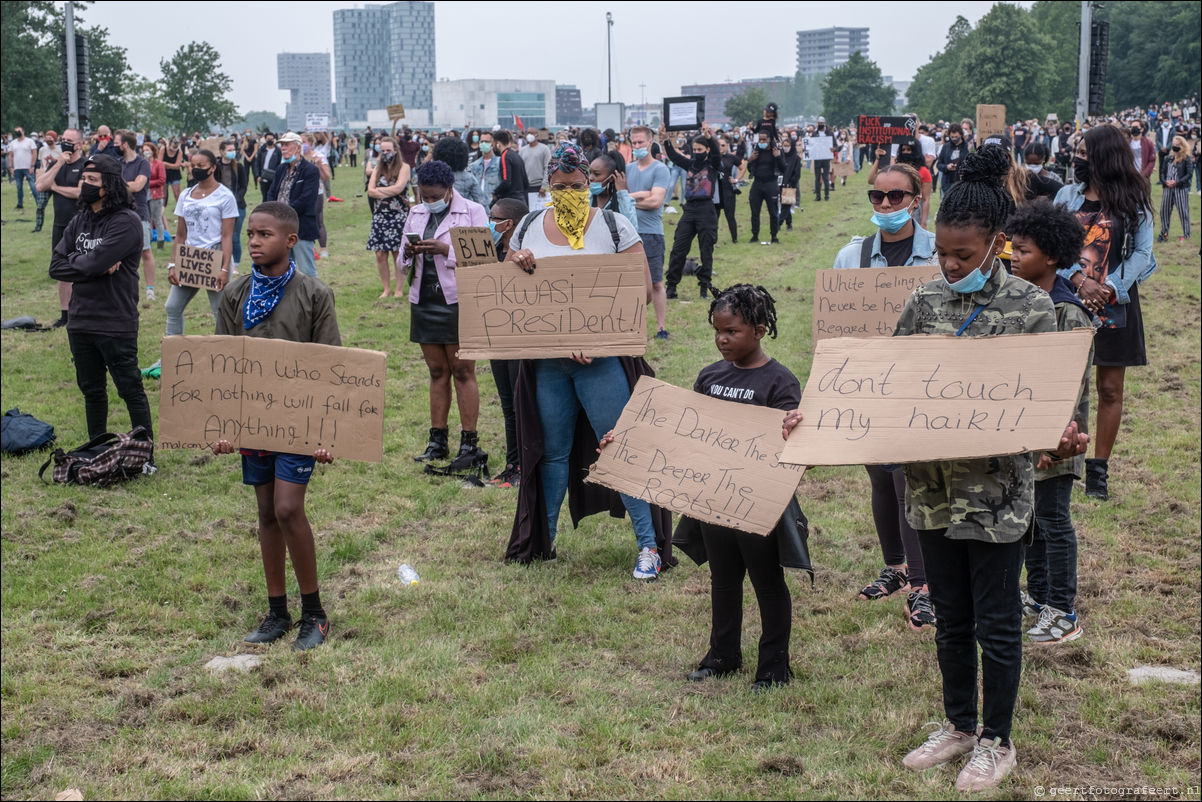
[1054,124,1156,501]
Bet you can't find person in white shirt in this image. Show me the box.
[32,130,62,233]
[6,127,41,211]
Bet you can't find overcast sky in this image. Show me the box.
[74,1,1031,116]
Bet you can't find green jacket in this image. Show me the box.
[216,272,342,347]
[1036,301,1093,482]
[894,263,1055,543]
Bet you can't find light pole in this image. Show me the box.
[65,0,79,130]
[606,12,613,103]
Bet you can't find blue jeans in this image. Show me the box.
[232,206,246,265]
[291,239,316,277]
[14,168,38,208]
[534,357,656,549]
[165,284,222,336]
[1025,474,1077,613]
[668,164,686,200]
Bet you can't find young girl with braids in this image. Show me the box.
[600,284,811,690]
[895,146,1088,792]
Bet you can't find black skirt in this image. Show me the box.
[1094,283,1147,367]
[409,258,459,344]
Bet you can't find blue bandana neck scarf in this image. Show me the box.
[243,260,296,330]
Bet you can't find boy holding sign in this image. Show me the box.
[210,202,342,651]
[600,285,810,690]
[895,148,1087,791]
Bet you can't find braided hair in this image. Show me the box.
[935,145,1014,234]
[708,284,779,339]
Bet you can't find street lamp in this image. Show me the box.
[606,12,614,103]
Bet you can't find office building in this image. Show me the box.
[680,76,791,125]
[333,1,435,124]
[432,79,556,130]
[795,27,869,76]
[278,53,332,132]
[556,85,583,126]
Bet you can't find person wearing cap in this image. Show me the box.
[48,154,154,443]
[265,132,322,277]
[754,103,780,144]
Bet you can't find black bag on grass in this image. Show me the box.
[2,408,56,455]
[39,426,155,487]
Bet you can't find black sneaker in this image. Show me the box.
[665,285,678,299]
[1084,458,1109,501]
[244,611,292,644]
[293,611,329,651]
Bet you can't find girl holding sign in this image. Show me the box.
[894,147,1087,792]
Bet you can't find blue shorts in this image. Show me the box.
[241,451,317,486]
[641,233,665,283]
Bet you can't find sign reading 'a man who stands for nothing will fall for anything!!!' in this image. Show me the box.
[780,330,1094,467]
[157,335,387,462]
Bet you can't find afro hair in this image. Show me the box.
[1006,197,1086,270]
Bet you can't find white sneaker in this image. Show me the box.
[902,721,978,770]
[955,736,1017,792]
[632,547,661,580]
[664,206,678,215]
[145,287,156,301]
[1026,606,1082,644]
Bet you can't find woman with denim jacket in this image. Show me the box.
[1053,124,1156,501]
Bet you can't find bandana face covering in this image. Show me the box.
[244,260,296,330]
[550,188,591,250]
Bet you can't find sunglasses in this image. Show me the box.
[867,189,913,205]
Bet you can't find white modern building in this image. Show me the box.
[278,53,332,131]
[796,27,870,76]
[432,78,557,130]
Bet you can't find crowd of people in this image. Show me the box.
[5,91,1194,793]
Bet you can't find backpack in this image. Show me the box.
[514,208,622,252]
[1,408,56,455]
[39,427,155,487]
[1,316,51,332]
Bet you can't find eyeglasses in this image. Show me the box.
[549,182,587,191]
[867,189,913,205]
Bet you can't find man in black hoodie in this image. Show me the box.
[48,154,153,441]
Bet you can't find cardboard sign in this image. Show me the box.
[857,115,916,146]
[158,335,387,462]
[802,135,834,161]
[456,253,647,360]
[450,226,498,268]
[587,377,806,535]
[832,160,854,178]
[779,330,1094,466]
[175,244,224,290]
[305,113,330,132]
[812,264,943,341]
[976,104,1007,138]
[196,137,224,156]
[387,103,406,121]
[664,96,705,132]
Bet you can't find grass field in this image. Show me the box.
[1,165,1199,801]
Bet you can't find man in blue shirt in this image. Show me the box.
[625,126,671,339]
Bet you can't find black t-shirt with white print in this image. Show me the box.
[693,357,801,412]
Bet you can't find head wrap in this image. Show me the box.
[547,142,590,182]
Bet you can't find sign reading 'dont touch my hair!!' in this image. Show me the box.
[779,330,1094,466]
[587,377,806,536]
[456,253,648,360]
[812,264,944,341]
[157,335,387,462]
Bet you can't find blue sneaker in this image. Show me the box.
[655,329,669,340]
[1027,607,1082,644]
[163,231,173,243]
[150,229,158,242]
[632,547,661,580]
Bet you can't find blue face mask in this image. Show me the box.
[870,206,913,234]
[943,248,995,294]
[757,142,769,150]
[632,147,649,160]
[487,220,504,245]
[424,198,448,214]
[281,154,296,164]
[589,181,606,196]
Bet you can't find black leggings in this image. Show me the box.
[665,201,717,288]
[748,181,779,240]
[716,187,738,241]
[489,358,520,468]
[866,465,925,587]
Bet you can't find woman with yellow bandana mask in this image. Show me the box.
[503,143,671,581]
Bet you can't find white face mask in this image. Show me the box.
[1025,164,1043,174]
[526,134,536,144]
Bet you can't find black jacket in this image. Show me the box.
[779,149,802,188]
[48,206,143,337]
[663,137,721,203]
[937,140,968,185]
[220,160,250,209]
[506,356,678,567]
[746,146,785,183]
[265,158,321,242]
[494,148,530,203]
[253,145,282,184]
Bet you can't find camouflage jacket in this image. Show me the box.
[1036,300,1094,482]
[894,263,1056,543]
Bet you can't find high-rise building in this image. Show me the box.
[278,53,332,131]
[795,27,870,76]
[556,85,582,126]
[333,1,435,124]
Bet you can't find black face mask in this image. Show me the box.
[80,183,102,204]
[61,141,76,154]
[266,140,275,147]
[1072,157,1090,185]
[192,167,212,182]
